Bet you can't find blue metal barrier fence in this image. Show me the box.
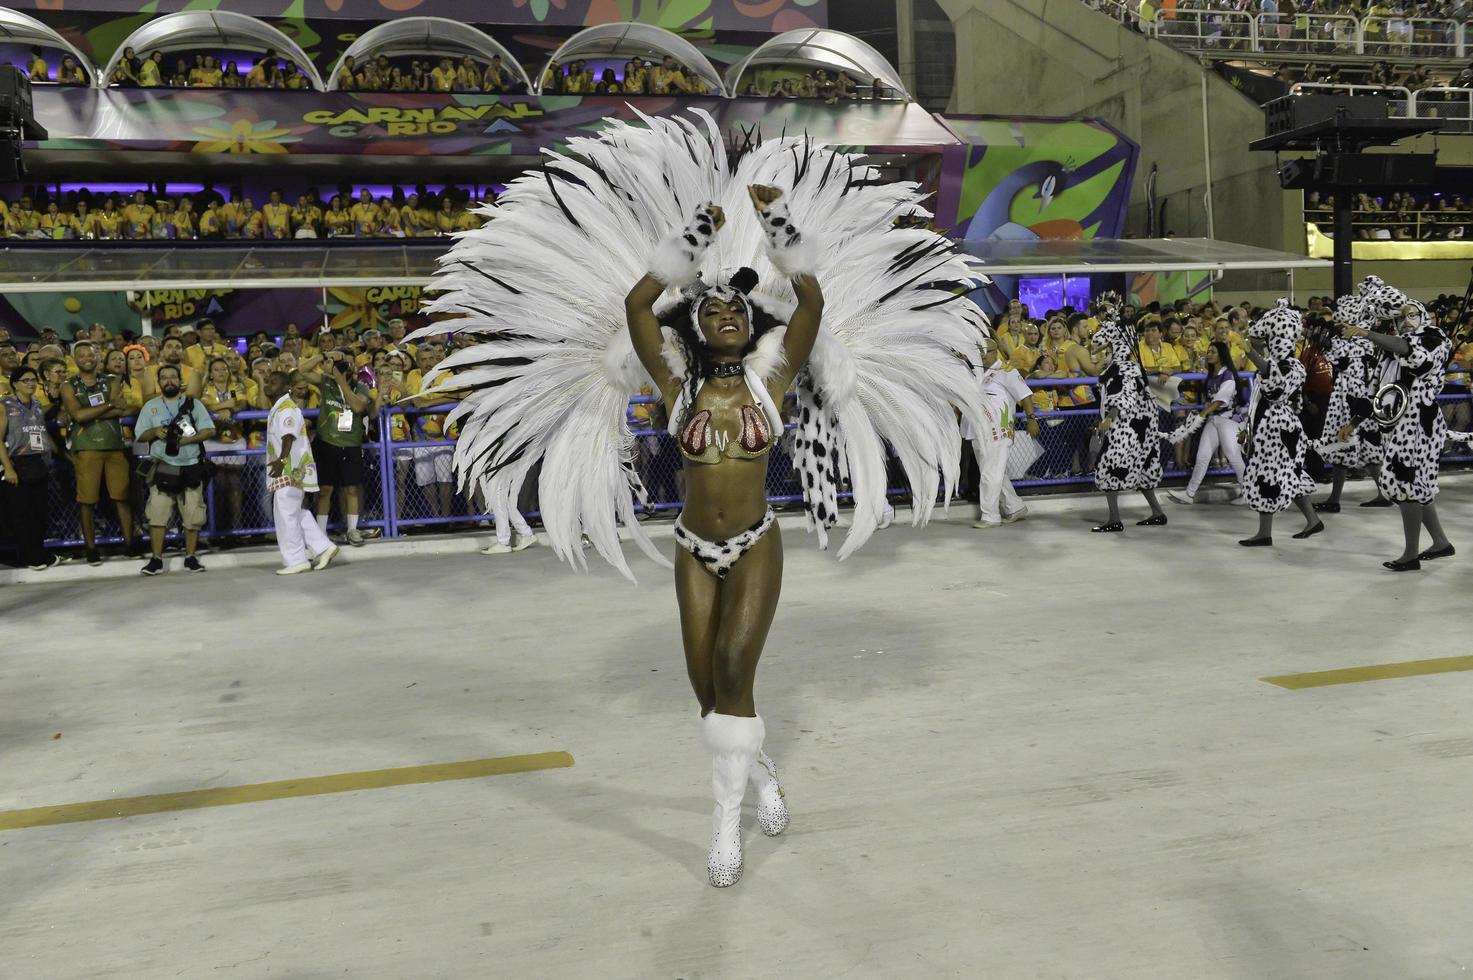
[20,375,1473,551]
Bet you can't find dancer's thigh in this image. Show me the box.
[675,545,721,684]
[713,524,783,700]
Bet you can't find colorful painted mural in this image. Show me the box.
[5,0,826,30]
[31,89,955,156]
[933,115,1139,242]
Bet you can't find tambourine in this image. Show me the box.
[1371,382,1409,428]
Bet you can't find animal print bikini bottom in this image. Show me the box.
[673,508,776,579]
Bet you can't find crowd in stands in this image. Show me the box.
[740,69,893,101]
[1304,191,1473,239]
[333,53,526,93]
[539,56,712,95]
[0,186,489,241]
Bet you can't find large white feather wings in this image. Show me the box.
[417,108,988,580]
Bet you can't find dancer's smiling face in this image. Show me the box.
[697,296,751,354]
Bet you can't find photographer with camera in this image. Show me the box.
[134,364,215,575]
[300,349,374,546]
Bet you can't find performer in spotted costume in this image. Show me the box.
[1239,299,1323,547]
[1313,292,1386,512]
[1090,295,1167,532]
[1339,277,1454,570]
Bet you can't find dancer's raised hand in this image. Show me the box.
[748,184,783,211]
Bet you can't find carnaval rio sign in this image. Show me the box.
[299,102,544,138]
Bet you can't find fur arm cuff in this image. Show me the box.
[758,199,820,279]
[648,203,719,287]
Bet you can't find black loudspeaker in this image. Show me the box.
[0,130,21,181]
[1319,153,1436,187]
[1264,93,1389,135]
[0,66,33,126]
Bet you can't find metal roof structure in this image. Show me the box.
[0,7,98,86]
[100,11,326,91]
[725,29,909,101]
[956,237,1331,276]
[325,18,531,92]
[537,22,726,96]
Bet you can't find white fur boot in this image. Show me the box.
[749,748,789,836]
[701,712,764,887]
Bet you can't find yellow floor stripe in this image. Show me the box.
[0,751,574,832]
[1263,656,1473,690]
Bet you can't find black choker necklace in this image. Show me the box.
[706,361,744,378]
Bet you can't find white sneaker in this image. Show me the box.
[511,533,538,552]
[1168,489,1195,505]
[972,519,1003,529]
[313,543,340,571]
[1002,506,1029,524]
[276,562,313,575]
[480,541,514,555]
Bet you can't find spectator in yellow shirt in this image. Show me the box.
[123,190,155,239]
[6,196,38,236]
[27,47,47,82]
[333,55,357,90]
[236,198,264,239]
[1137,319,1183,378]
[350,190,382,237]
[1008,321,1043,373]
[541,62,561,94]
[400,193,429,237]
[430,58,457,93]
[38,202,74,239]
[282,62,309,90]
[291,194,322,237]
[483,55,510,93]
[185,319,232,371]
[91,198,122,239]
[379,196,402,236]
[262,189,292,240]
[197,201,223,239]
[172,197,196,239]
[72,201,93,239]
[622,60,647,95]
[138,51,164,87]
[57,56,86,86]
[1211,320,1249,370]
[436,196,457,235]
[456,56,481,91]
[246,51,276,88]
[324,197,353,237]
[148,337,202,396]
[453,205,482,232]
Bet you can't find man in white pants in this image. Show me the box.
[970,341,1041,529]
[266,371,339,574]
[480,481,539,555]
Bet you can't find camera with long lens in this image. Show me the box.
[1305,315,1339,352]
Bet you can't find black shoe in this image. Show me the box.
[1091,521,1124,533]
[140,556,164,576]
[85,548,102,567]
[1238,536,1273,547]
[1417,544,1455,561]
[1292,522,1325,540]
[183,555,206,573]
[1312,501,1340,513]
[1383,558,1421,571]
[1136,514,1167,527]
[1360,497,1393,508]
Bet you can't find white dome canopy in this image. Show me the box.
[537,22,725,96]
[725,29,909,101]
[326,17,531,92]
[0,7,99,86]
[101,11,325,90]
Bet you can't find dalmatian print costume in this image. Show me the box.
[1242,300,1318,514]
[1360,279,1451,504]
[1093,312,1162,492]
[1320,293,1381,469]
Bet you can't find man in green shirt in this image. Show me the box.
[301,351,374,546]
[59,340,137,565]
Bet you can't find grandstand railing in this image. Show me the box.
[1407,87,1473,134]
[28,377,1473,551]
[1089,0,1472,59]
[1289,82,1414,118]
[1305,208,1472,242]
